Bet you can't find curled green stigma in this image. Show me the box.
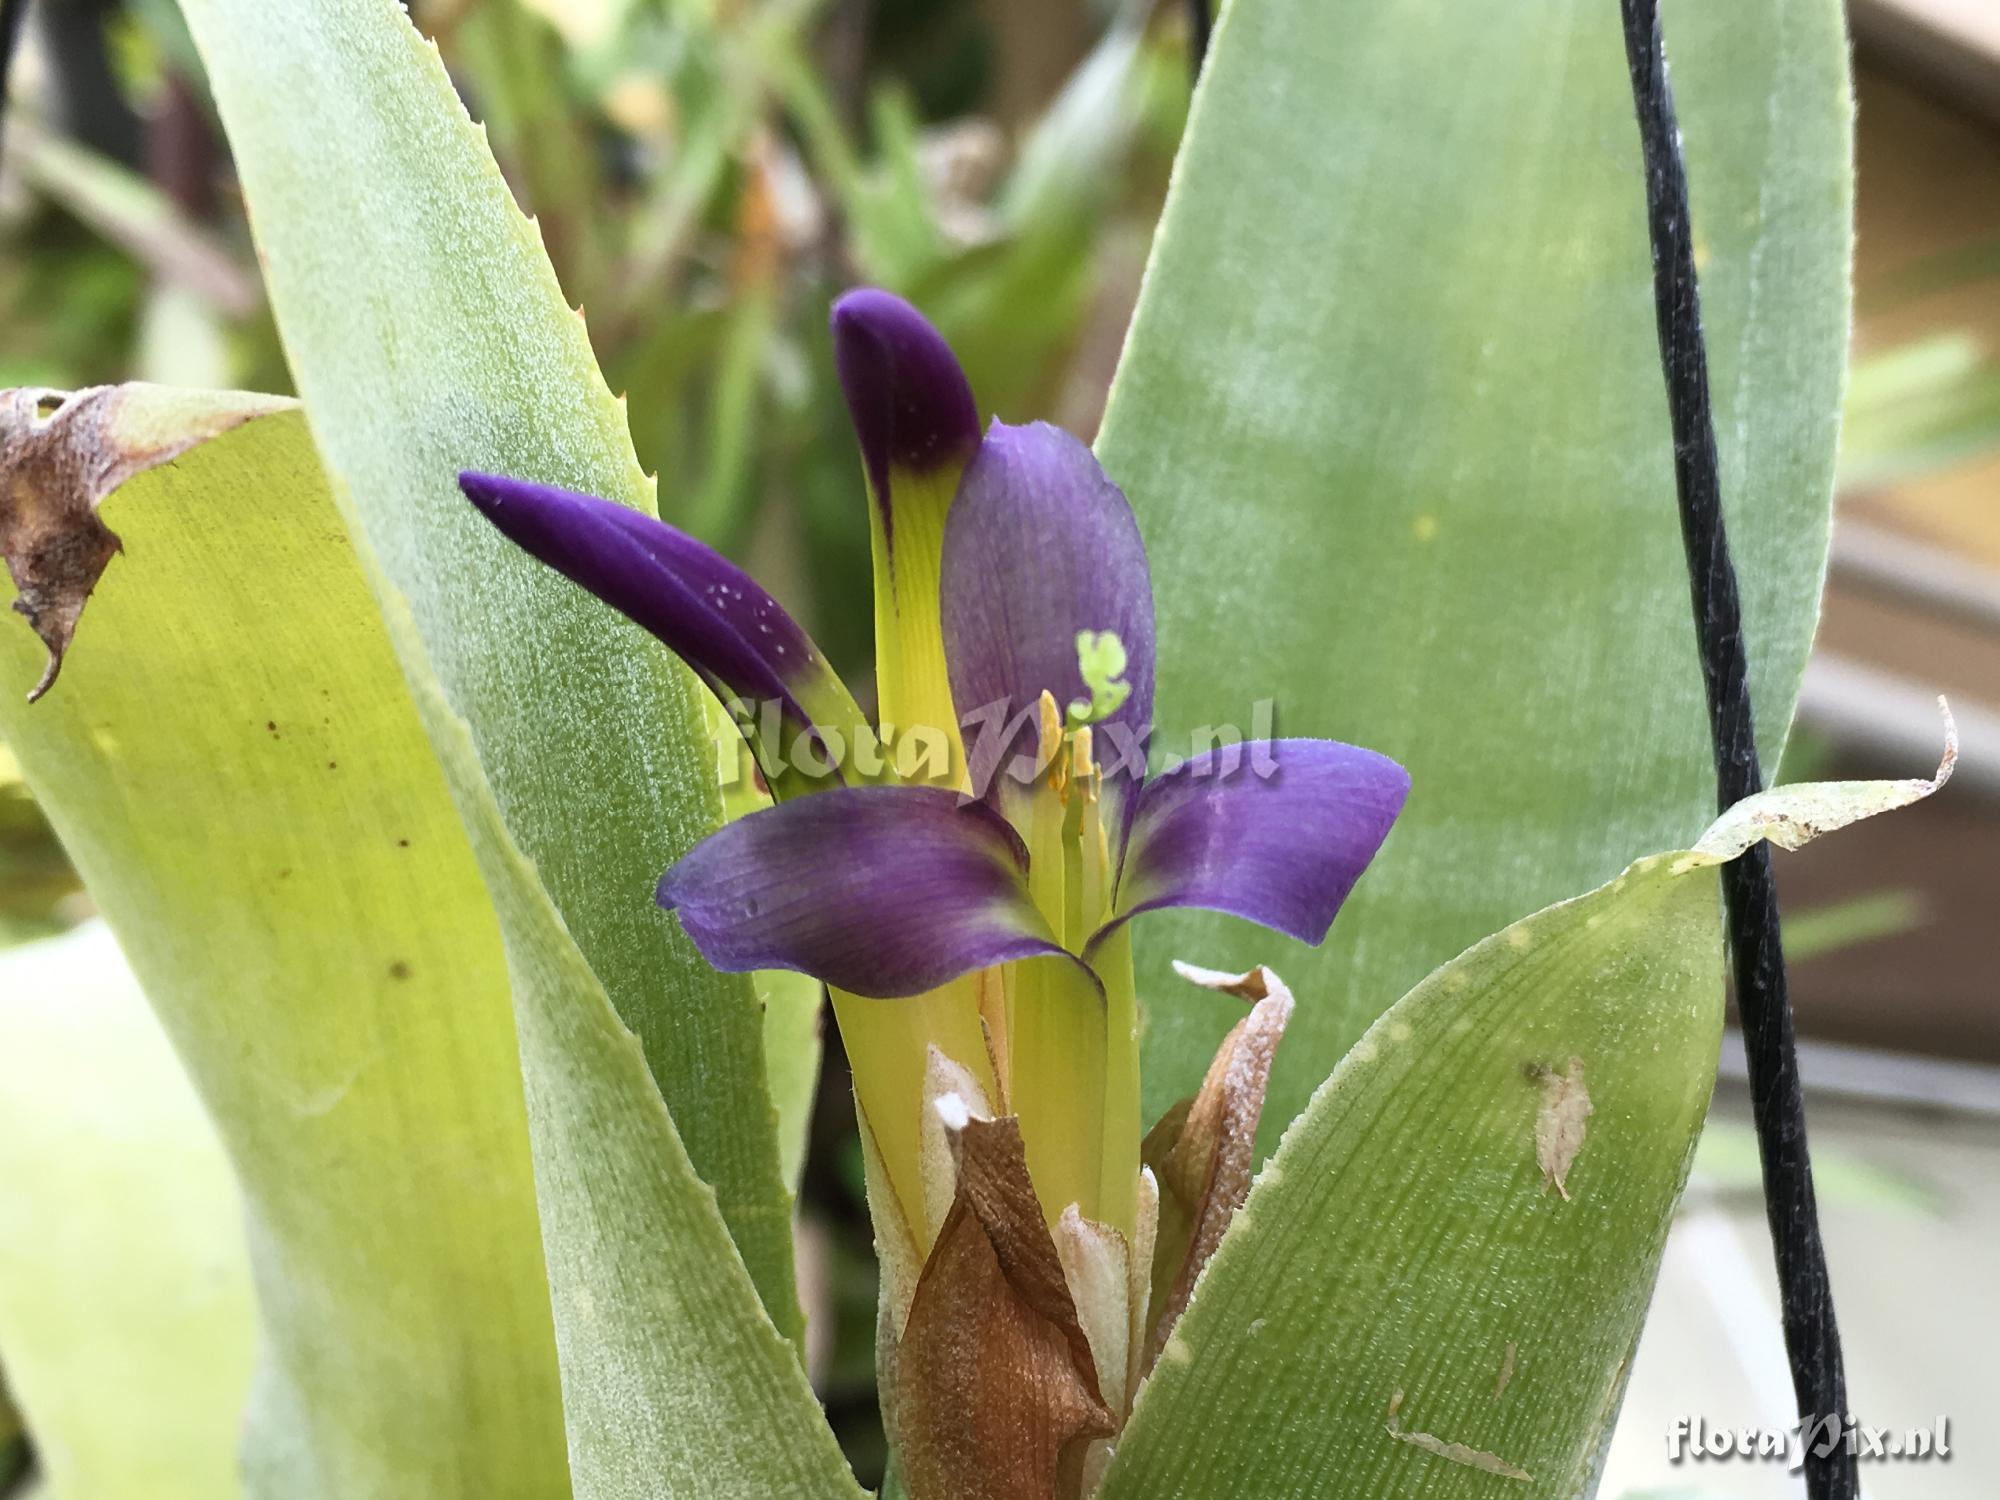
[1067,629,1131,728]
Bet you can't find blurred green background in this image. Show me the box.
[1,0,1197,682]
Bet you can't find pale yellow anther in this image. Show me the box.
[1037,691,1067,792]
[1072,726,1100,805]
[1036,690,1063,760]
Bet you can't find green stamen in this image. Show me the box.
[1008,694,1135,1229]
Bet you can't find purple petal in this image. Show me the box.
[459,472,856,736]
[657,785,1071,999]
[831,288,982,551]
[1091,739,1409,956]
[941,421,1156,803]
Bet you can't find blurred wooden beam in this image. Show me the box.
[1831,521,2000,635]
[1852,0,2000,126]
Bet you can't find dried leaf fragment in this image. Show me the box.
[0,384,289,700]
[1691,699,1955,859]
[897,1111,1112,1500]
[1052,1206,1133,1421]
[1385,1389,1532,1483]
[1141,962,1294,1371]
[1526,1056,1592,1200]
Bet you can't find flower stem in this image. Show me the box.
[1009,955,1108,1227]
[1092,922,1141,1237]
[832,979,996,1248]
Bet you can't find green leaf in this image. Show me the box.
[1101,764,1950,1497]
[759,963,827,1197]
[1779,888,1923,961]
[1098,0,1852,1138]
[0,386,860,1496]
[0,390,570,1496]
[1103,846,1722,1497]
[0,923,257,1500]
[173,0,802,1342]
[414,693,864,1499]
[1839,333,2000,489]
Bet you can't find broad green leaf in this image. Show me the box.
[0,923,256,1500]
[0,389,858,1496]
[1102,764,1951,1497]
[0,390,569,1496]
[1104,863,1718,1496]
[761,965,827,1195]
[1099,0,1852,1137]
[410,692,864,1498]
[173,0,801,1343]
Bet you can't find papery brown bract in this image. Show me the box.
[1141,963,1295,1371]
[896,1113,1113,1500]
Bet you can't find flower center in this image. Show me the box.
[1026,690,1116,955]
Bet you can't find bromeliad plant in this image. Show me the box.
[0,2,1930,1500]
[460,291,1408,1490]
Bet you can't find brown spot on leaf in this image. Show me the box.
[1,385,275,700]
[388,961,411,981]
[896,1112,1112,1500]
[1141,962,1295,1373]
[1526,1056,1592,1200]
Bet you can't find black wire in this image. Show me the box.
[1186,0,1212,83]
[1616,4,1854,1496]
[0,0,27,174]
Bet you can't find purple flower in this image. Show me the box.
[649,414,1408,997]
[459,289,1408,1241]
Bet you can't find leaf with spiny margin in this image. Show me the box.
[172,0,803,1347]
[413,687,865,1499]
[0,389,860,1497]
